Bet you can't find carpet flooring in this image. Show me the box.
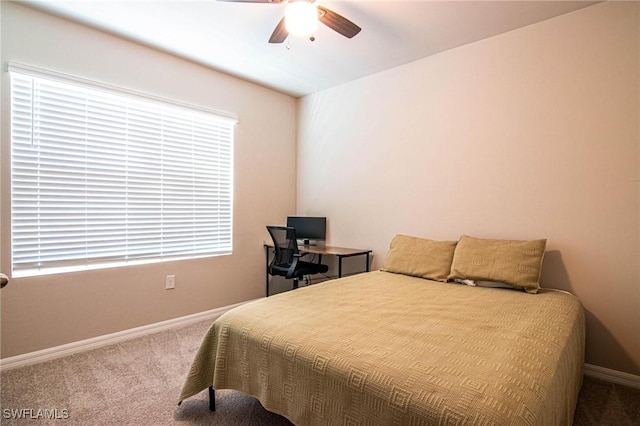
[1,318,638,425]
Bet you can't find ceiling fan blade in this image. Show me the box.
[269,16,288,43]
[317,6,361,39]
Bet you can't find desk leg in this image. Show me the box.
[265,246,270,297]
[338,256,343,278]
[365,252,370,272]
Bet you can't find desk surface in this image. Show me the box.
[264,244,371,257]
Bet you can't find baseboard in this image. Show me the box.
[584,363,640,389]
[0,300,251,372]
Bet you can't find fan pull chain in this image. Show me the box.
[285,35,316,50]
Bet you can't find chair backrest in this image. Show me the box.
[266,226,299,267]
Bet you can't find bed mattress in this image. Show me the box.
[180,271,585,425]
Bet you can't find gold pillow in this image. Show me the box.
[448,235,546,294]
[381,234,457,282]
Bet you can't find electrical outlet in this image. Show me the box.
[165,275,175,290]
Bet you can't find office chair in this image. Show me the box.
[266,225,329,291]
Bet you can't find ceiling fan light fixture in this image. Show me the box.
[284,1,318,36]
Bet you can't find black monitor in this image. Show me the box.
[286,216,326,245]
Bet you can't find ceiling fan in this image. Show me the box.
[219,0,361,44]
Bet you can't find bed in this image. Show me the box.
[179,235,585,425]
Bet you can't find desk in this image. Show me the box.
[264,244,372,296]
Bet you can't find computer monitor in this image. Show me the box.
[286,216,326,245]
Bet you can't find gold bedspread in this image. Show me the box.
[180,271,585,425]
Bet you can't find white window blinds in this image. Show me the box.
[9,64,236,277]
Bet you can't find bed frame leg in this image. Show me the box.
[208,386,216,411]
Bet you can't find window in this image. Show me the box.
[9,64,236,277]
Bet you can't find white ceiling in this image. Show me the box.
[18,0,599,98]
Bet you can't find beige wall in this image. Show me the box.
[297,2,640,375]
[0,3,296,358]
